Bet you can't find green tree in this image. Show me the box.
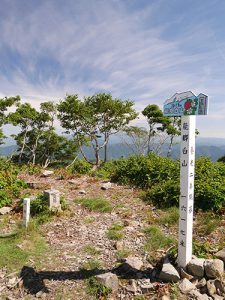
[0,96,20,144]
[142,104,169,154]
[9,103,40,163]
[166,117,181,157]
[122,126,148,155]
[58,93,138,167]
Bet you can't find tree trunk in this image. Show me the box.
[167,136,174,158]
[19,128,28,164]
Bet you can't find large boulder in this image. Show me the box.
[95,272,119,292]
[187,258,205,278]
[158,262,180,283]
[204,259,224,279]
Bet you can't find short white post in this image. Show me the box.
[177,116,196,267]
[23,198,30,228]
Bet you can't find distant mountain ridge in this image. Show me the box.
[0,137,225,161]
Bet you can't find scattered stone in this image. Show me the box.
[79,189,86,195]
[196,278,207,289]
[158,262,180,283]
[214,279,225,295]
[180,268,194,280]
[125,279,138,294]
[9,219,16,224]
[204,259,224,279]
[96,272,119,292]
[212,295,224,300]
[101,182,112,190]
[114,240,124,251]
[161,296,171,300]
[207,280,217,296]
[41,170,54,177]
[139,279,154,294]
[187,258,205,278]
[121,256,143,272]
[215,248,225,263]
[179,278,196,294]
[0,207,12,215]
[189,290,210,300]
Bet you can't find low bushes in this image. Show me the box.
[101,155,225,212]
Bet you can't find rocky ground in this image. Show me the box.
[0,172,224,300]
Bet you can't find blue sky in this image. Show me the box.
[0,0,225,138]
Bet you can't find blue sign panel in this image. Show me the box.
[163,91,208,116]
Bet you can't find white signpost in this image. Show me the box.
[163,91,208,268]
[23,198,30,228]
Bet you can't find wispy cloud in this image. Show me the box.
[0,0,224,137]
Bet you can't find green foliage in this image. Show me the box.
[0,160,27,208]
[87,277,111,299]
[217,155,225,163]
[144,225,175,253]
[75,197,113,213]
[197,212,221,235]
[58,93,138,166]
[70,159,92,174]
[105,154,225,212]
[116,249,130,260]
[110,154,179,189]
[82,245,101,256]
[193,240,211,258]
[106,223,124,240]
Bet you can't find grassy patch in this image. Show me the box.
[144,225,175,254]
[82,245,101,256]
[116,249,130,260]
[75,197,113,213]
[197,212,221,235]
[0,221,47,271]
[106,223,124,240]
[80,259,103,271]
[159,207,179,226]
[83,216,95,224]
[86,276,111,299]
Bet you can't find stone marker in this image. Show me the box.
[23,198,30,228]
[44,189,61,210]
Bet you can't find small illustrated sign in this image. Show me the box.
[163,91,208,116]
[163,91,209,268]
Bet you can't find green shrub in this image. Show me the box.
[106,154,225,212]
[70,159,92,174]
[144,180,180,208]
[0,166,27,208]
